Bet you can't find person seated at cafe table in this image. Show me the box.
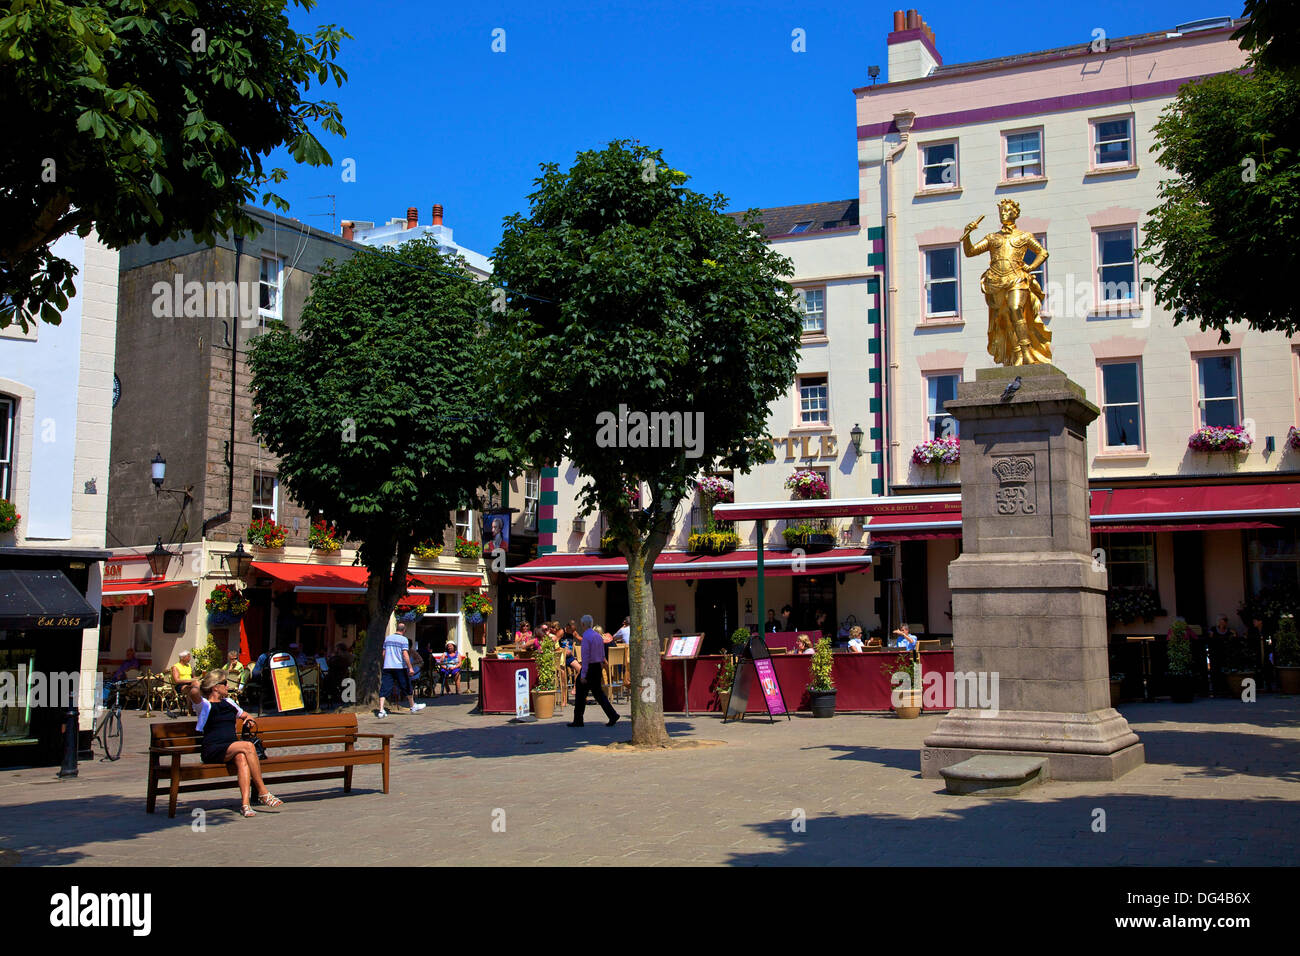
[224,650,249,691]
[891,624,918,650]
[110,647,141,682]
[794,634,814,655]
[171,651,199,697]
[846,626,866,653]
[438,641,464,695]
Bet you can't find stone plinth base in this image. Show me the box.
[939,755,1049,795]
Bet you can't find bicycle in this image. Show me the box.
[94,680,125,761]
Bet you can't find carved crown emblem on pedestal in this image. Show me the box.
[992,457,1033,484]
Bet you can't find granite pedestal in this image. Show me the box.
[920,365,1145,782]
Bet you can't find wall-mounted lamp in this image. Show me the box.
[850,423,864,456]
[1266,435,1276,453]
[222,541,253,578]
[572,516,586,533]
[737,578,746,588]
[146,536,177,577]
[151,452,166,489]
[686,579,695,589]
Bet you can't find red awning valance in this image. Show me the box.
[102,579,190,607]
[505,548,872,583]
[250,562,482,604]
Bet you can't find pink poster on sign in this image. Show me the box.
[752,658,787,715]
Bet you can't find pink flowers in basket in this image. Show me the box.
[785,469,829,500]
[912,436,960,466]
[696,475,734,503]
[1187,425,1252,453]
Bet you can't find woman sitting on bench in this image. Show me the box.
[195,671,284,818]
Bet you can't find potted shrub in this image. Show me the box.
[1275,614,1300,694]
[807,636,836,717]
[205,583,249,625]
[715,653,737,713]
[0,499,19,535]
[247,517,288,550]
[784,469,829,501]
[462,591,492,625]
[1223,635,1257,698]
[531,636,559,718]
[1165,620,1196,702]
[883,650,922,718]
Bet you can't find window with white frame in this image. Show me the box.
[0,395,13,500]
[924,247,959,317]
[1096,228,1137,304]
[1025,233,1048,292]
[259,255,284,321]
[1004,129,1043,178]
[798,288,826,334]
[1092,117,1133,167]
[924,373,960,439]
[798,375,829,426]
[1099,360,1143,450]
[523,470,540,529]
[921,141,958,188]
[1196,354,1241,428]
[454,509,474,542]
[251,471,278,523]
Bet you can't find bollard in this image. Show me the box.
[57,706,79,778]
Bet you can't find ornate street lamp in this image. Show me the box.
[223,541,254,579]
[146,537,176,577]
[850,423,865,456]
[151,452,166,489]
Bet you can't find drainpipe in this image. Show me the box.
[202,236,243,538]
[882,110,916,497]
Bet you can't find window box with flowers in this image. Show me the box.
[1288,427,1300,453]
[247,517,288,550]
[462,591,492,625]
[453,536,480,559]
[782,519,837,551]
[0,499,19,536]
[785,469,829,500]
[912,436,960,480]
[1187,425,1252,455]
[309,520,341,554]
[206,583,250,625]
[688,520,741,555]
[412,540,444,563]
[1106,586,1164,624]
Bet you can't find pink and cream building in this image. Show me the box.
[855,10,1300,641]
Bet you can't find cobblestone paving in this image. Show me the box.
[0,694,1296,866]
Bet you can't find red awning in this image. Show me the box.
[102,579,189,607]
[505,548,872,583]
[250,562,482,605]
[865,496,964,541]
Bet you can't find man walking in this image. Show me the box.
[378,622,425,718]
[568,614,620,728]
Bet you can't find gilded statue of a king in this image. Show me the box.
[961,198,1051,366]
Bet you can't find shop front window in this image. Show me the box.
[1247,529,1300,595]
[0,647,36,741]
[1095,532,1156,589]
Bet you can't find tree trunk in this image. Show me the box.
[627,545,671,747]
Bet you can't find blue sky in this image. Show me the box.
[272,0,1245,256]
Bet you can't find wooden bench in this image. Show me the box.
[147,712,391,818]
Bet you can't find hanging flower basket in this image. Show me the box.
[696,475,735,504]
[205,583,250,622]
[208,610,244,626]
[0,499,19,535]
[466,612,484,624]
[785,469,829,500]
[1187,425,1252,454]
[463,591,492,624]
[1287,427,1300,452]
[912,437,960,466]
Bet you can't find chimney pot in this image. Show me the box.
[906,9,919,29]
[893,10,905,30]
[341,220,355,241]
[431,204,444,226]
[406,206,418,229]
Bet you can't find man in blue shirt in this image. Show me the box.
[378,623,425,718]
[568,614,620,728]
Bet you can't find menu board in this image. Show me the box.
[269,652,304,712]
[665,633,703,659]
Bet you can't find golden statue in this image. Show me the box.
[962,199,1051,366]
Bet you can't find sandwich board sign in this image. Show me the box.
[724,635,789,724]
[515,667,530,719]
[269,652,304,713]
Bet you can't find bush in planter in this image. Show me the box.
[1166,620,1196,701]
[1277,615,1300,667]
[881,649,921,714]
[192,633,223,674]
[1106,586,1162,624]
[1237,582,1300,632]
[0,499,19,534]
[534,636,559,693]
[807,637,836,716]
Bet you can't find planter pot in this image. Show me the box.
[1167,673,1197,703]
[1109,679,1123,708]
[1276,666,1300,695]
[531,689,556,719]
[718,690,731,713]
[808,688,836,718]
[465,612,484,625]
[893,689,922,719]
[1225,672,1255,698]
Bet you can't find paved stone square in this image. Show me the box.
[0,694,1297,866]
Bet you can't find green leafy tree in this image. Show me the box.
[0,0,350,330]
[1141,9,1300,336]
[490,141,802,747]
[248,240,510,706]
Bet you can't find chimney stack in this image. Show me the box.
[406,206,418,229]
[341,220,355,241]
[431,204,444,226]
[887,9,941,83]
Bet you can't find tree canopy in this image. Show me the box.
[490,140,803,745]
[0,0,350,330]
[248,239,510,702]
[1142,5,1300,336]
